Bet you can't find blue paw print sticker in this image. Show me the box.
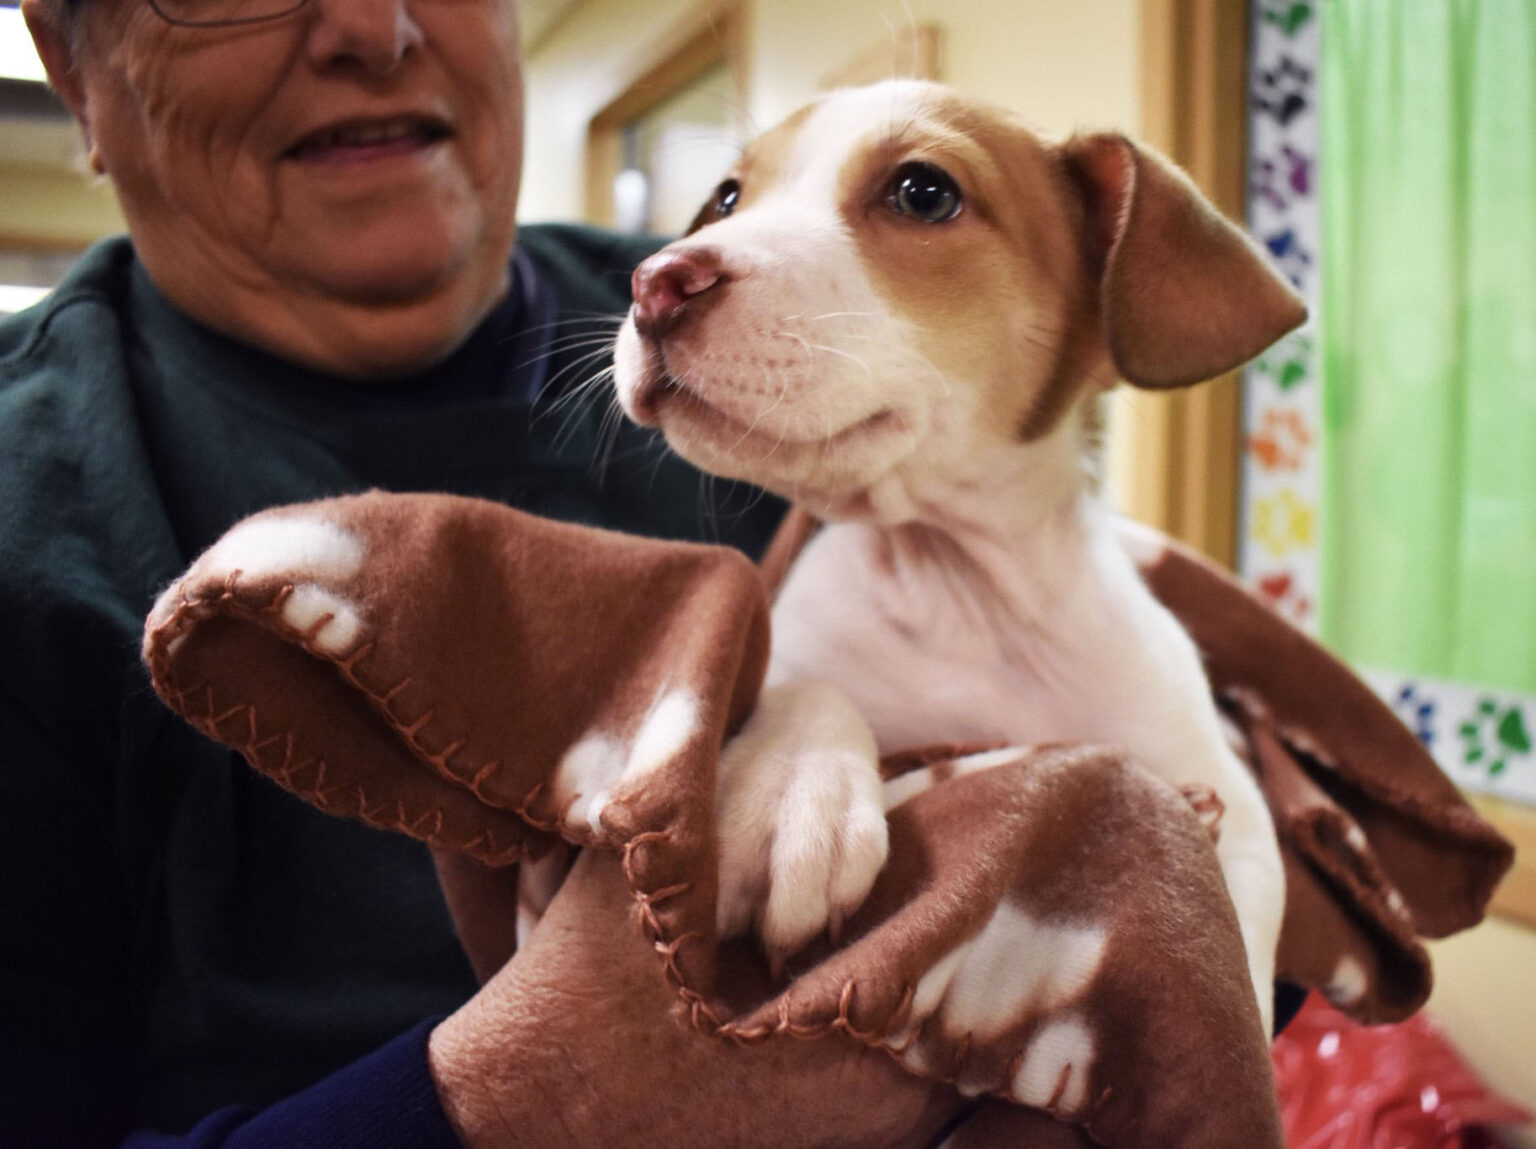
[1394,684,1436,747]
[1264,228,1313,290]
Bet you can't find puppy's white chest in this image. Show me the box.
[766,523,1240,792]
[766,525,1173,757]
[769,613,1039,753]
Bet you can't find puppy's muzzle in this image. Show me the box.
[631,246,727,339]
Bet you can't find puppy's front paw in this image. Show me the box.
[715,681,888,975]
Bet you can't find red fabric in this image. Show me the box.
[1273,994,1531,1148]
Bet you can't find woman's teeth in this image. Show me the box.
[290,119,447,157]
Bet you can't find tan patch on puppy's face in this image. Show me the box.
[682,105,816,236]
[734,103,819,206]
[831,85,1106,444]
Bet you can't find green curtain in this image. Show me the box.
[1321,0,1536,694]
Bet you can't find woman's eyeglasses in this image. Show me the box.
[147,0,312,28]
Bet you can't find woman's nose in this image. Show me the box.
[305,0,425,75]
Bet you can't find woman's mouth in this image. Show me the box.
[284,116,453,164]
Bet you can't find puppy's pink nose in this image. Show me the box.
[631,247,724,337]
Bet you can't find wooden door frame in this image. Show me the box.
[1117,0,1251,568]
[582,0,750,228]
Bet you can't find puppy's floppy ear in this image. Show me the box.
[1062,132,1306,389]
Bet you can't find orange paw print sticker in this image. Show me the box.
[1247,407,1314,472]
[1255,570,1313,621]
[1250,490,1315,558]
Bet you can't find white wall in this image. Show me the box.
[748,0,1139,134]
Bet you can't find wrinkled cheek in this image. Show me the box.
[460,25,525,197]
[103,61,260,230]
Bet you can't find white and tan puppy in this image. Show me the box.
[613,80,1305,1030]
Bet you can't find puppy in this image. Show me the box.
[613,80,1305,1031]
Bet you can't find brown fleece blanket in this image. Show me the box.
[142,492,1512,1148]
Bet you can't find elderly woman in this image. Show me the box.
[1,0,815,1143]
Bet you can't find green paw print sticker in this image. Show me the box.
[1255,334,1313,391]
[1262,1,1314,37]
[1459,699,1532,776]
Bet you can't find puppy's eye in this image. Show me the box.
[713,178,741,218]
[685,178,743,235]
[887,162,962,223]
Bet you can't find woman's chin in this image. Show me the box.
[295,233,485,307]
[256,239,509,377]
[275,177,510,309]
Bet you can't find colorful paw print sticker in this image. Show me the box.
[1254,333,1314,391]
[1249,490,1315,559]
[1459,699,1532,777]
[1254,570,1313,622]
[1248,407,1314,472]
[1252,146,1315,212]
[1261,0,1314,37]
[1264,228,1314,290]
[1253,56,1313,127]
[1392,683,1437,748]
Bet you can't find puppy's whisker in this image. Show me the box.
[538,363,615,441]
[516,313,625,340]
[538,365,608,415]
[805,342,874,379]
[537,349,620,411]
[547,368,615,426]
[537,327,624,348]
[881,0,923,80]
[807,310,880,322]
[535,334,622,353]
[696,470,723,541]
[842,333,951,398]
[529,332,621,369]
[589,392,629,484]
[647,135,745,168]
[544,370,616,454]
[537,359,612,415]
[772,330,816,368]
[552,309,628,322]
[519,337,622,371]
[758,366,796,463]
[537,380,595,428]
[529,348,621,380]
[1017,331,1061,355]
[731,366,789,453]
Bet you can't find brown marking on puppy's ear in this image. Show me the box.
[1062,133,1306,390]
